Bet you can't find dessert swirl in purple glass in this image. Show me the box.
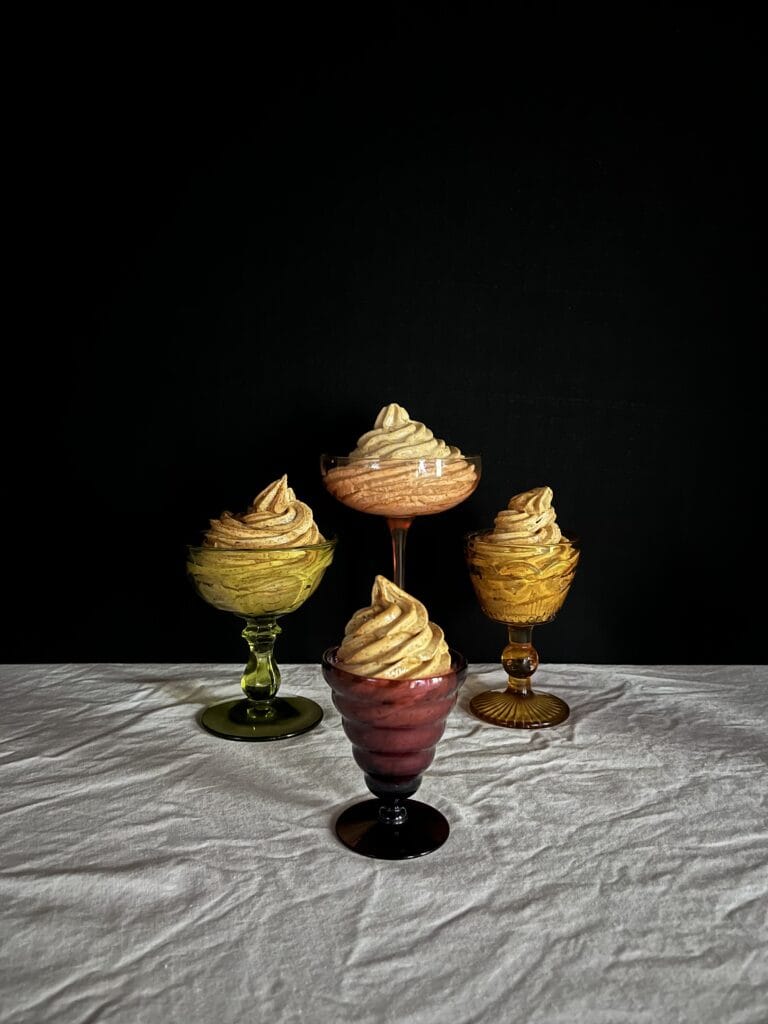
[322,576,466,860]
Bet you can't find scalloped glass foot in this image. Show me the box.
[335,799,449,859]
[200,696,323,741]
[469,689,569,729]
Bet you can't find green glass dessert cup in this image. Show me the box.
[186,538,336,740]
[465,530,580,729]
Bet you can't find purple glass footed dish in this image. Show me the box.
[321,647,467,860]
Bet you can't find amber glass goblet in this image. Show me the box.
[321,647,467,860]
[465,530,580,729]
[187,539,336,740]
[320,454,481,587]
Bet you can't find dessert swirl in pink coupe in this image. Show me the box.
[321,404,481,589]
[322,403,479,517]
[322,576,467,860]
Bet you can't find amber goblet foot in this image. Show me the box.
[186,539,336,740]
[465,530,580,730]
[321,647,467,859]
[470,624,570,728]
[320,454,481,587]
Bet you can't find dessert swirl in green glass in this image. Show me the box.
[187,476,336,740]
[187,543,334,618]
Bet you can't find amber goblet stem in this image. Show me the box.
[386,517,413,588]
[469,623,569,728]
[503,625,539,697]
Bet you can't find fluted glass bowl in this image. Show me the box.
[321,646,467,860]
[466,530,579,626]
[188,540,336,617]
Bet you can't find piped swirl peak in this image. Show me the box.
[349,403,463,461]
[487,485,563,546]
[204,474,324,549]
[374,403,411,431]
[336,575,452,680]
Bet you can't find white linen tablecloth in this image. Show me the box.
[0,663,766,1024]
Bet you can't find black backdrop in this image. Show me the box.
[6,12,763,666]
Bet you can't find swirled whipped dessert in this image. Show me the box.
[188,476,334,617]
[323,403,479,517]
[349,402,461,460]
[336,575,452,679]
[204,475,324,548]
[466,486,579,624]
[483,486,562,546]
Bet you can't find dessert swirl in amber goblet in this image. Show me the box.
[322,647,467,860]
[187,539,336,740]
[465,488,580,729]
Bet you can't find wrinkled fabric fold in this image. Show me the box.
[0,663,766,1024]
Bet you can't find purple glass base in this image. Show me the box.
[335,798,449,860]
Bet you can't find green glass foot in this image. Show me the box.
[200,696,323,741]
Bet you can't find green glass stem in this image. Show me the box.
[240,617,282,717]
[502,625,539,697]
[387,517,413,589]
